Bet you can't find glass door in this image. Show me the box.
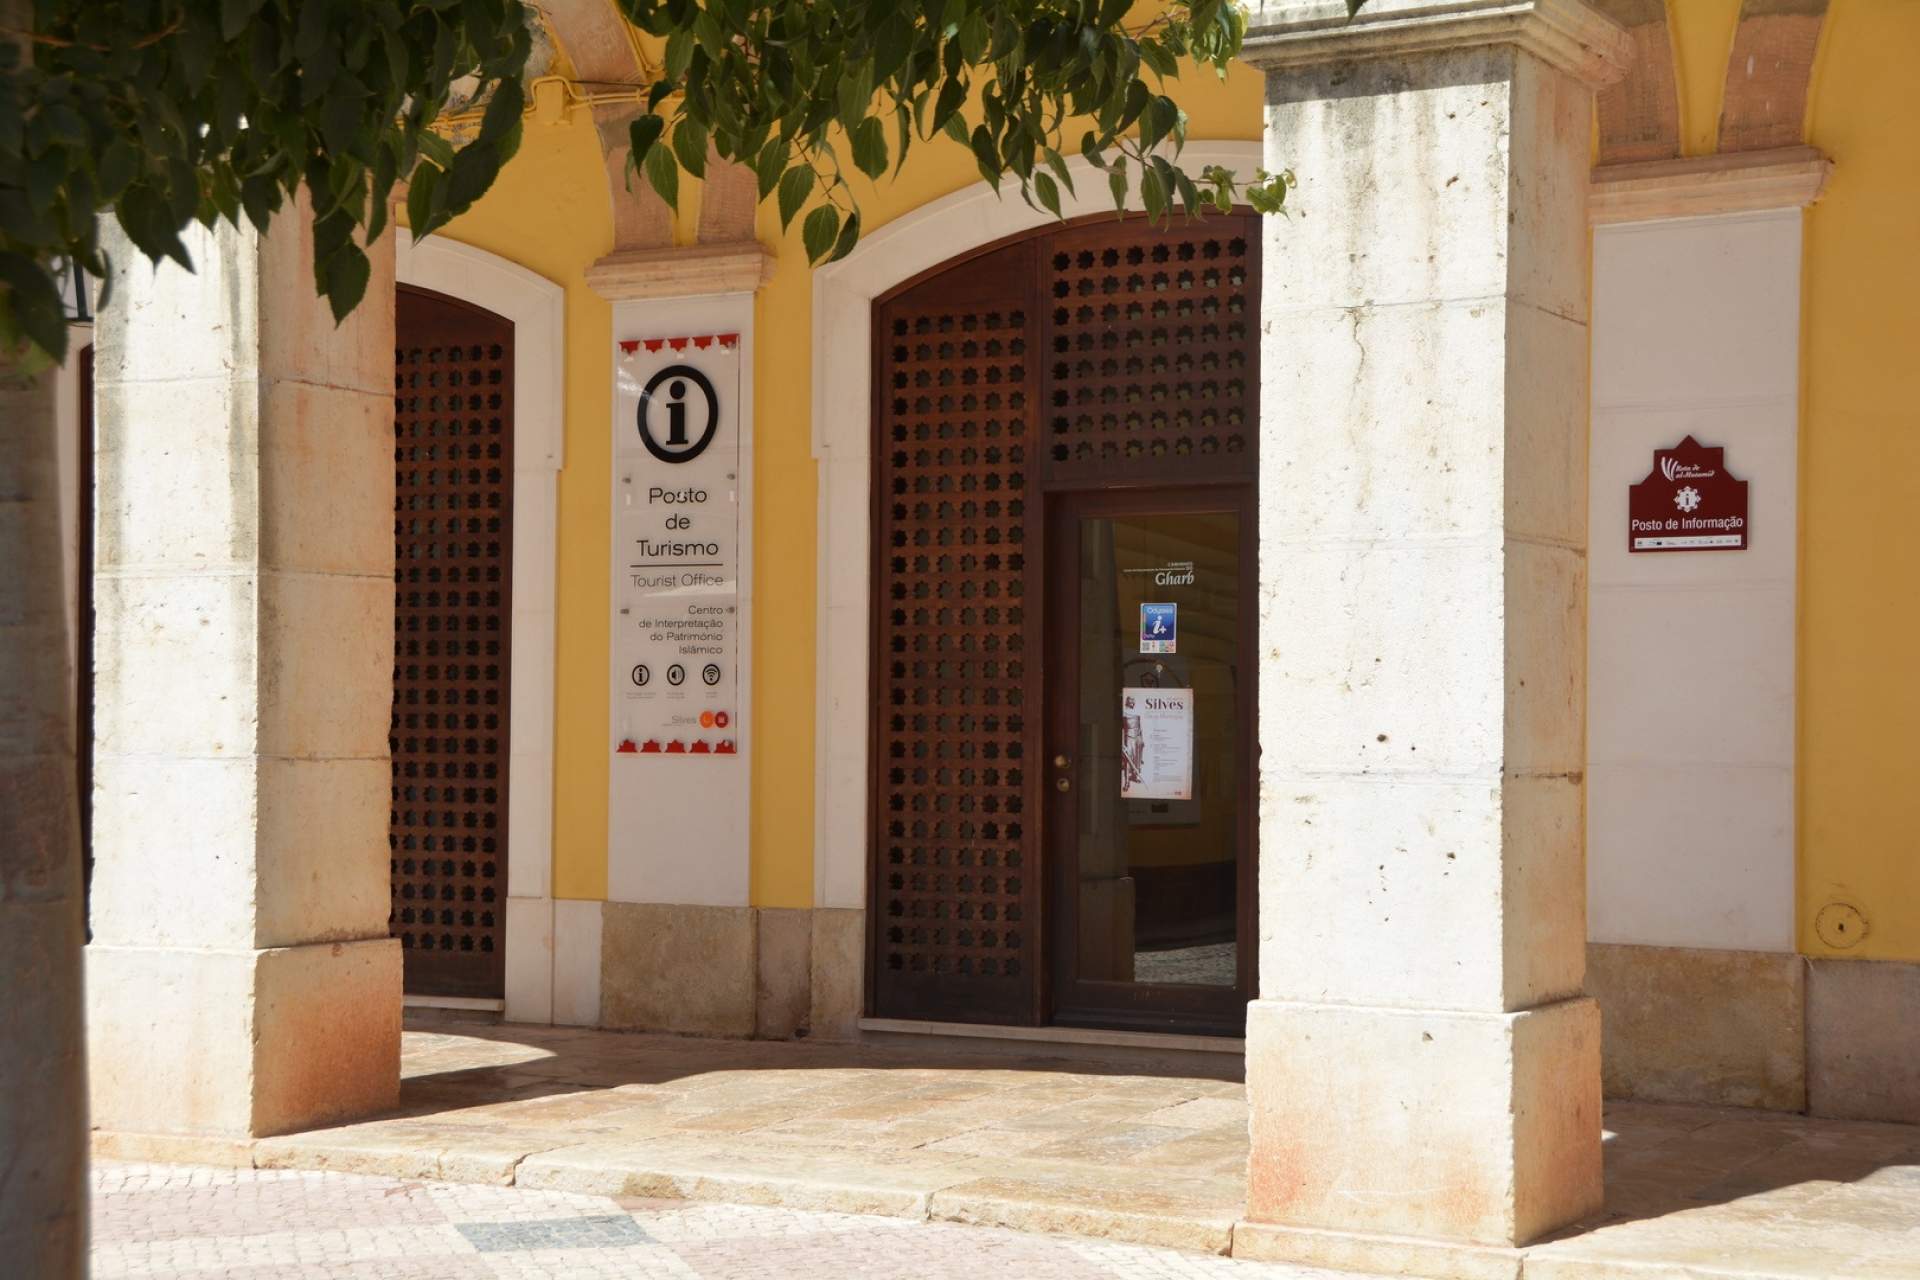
[1044,488,1255,1034]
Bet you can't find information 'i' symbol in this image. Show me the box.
[637,365,719,464]
[666,380,688,447]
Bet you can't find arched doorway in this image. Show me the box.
[389,284,515,999]
[868,212,1260,1035]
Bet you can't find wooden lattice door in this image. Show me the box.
[390,285,514,999]
[870,213,1261,1028]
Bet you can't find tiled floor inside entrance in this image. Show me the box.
[94,1014,1920,1277]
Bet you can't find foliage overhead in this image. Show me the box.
[0,0,531,362]
[0,0,1357,365]
[616,0,1297,266]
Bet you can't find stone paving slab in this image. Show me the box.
[92,1160,1383,1280]
[90,1018,1920,1278]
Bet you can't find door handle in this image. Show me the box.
[1055,776,1072,792]
[1053,754,1071,769]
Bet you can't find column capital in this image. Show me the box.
[1244,0,1632,86]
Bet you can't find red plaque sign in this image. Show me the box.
[1628,436,1749,553]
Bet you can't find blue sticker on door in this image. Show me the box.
[1140,602,1177,654]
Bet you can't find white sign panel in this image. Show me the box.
[1120,686,1193,801]
[611,333,741,756]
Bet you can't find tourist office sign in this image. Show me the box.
[611,333,740,754]
[1629,436,1749,553]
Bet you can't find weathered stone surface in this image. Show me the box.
[87,202,401,1139]
[1588,943,1806,1111]
[88,939,400,1138]
[1807,957,1920,1124]
[1245,997,1602,1246]
[93,1018,1920,1273]
[601,902,755,1036]
[755,907,812,1040]
[251,939,402,1136]
[809,907,865,1041]
[1241,1,1610,1252]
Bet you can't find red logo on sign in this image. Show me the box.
[1628,436,1749,553]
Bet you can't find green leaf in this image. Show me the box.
[481,79,525,141]
[851,117,888,180]
[416,129,456,170]
[837,59,874,129]
[801,203,840,263]
[1140,164,1168,225]
[776,163,815,230]
[958,12,989,62]
[0,251,66,361]
[323,242,371,323]
[407,162,442,237]
[968,124,1000,188]
[643,138,680,208]
[628,115,666,167]
[664,30,695,80]
[826,208,862,263]
[237,175,276,235]
[932,74,967,137]
[672,118,709,179]
[221,0,266,41]
[754,138,787,199]
[1033,170,1062,218]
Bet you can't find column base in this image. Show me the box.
[1246,995,1602,1247]
[1233,1220,1524,1280]
[87,937,400,1138]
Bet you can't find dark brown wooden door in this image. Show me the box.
[869,212,1262,1031]
[1043,486,1256,1035]
[390,285,514,999]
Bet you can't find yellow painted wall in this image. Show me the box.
[431,54,1264,909]
[428,106,616,901]
[421,5,1920,965]
[1799,0,1920,961]
[1665,0,1741,155]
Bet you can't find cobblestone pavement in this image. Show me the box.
[91,1161,1385,1280]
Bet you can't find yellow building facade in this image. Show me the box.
[67,0,1920,1160]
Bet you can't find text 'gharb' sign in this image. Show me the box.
[1629,436,1749,553]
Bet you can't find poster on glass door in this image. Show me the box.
[1120,687,1194,801]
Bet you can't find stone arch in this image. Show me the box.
[1591,0,1682,164]
[538,0,759,249]
[1719,0,1828,152]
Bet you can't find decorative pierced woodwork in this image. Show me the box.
[390,285,514,1000]
[871,240,1039,1024]
[868,213,1262,1026]
[1043,218,1258,485]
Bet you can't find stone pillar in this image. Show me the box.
[1237,0,1630,1261]
[87,205,402,1138]
[0,347,88,1276]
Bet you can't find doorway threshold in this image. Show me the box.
[402,994,505,1013]
[856,1016,1243,1056]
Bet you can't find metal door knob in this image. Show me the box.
[1053,754,1071,769]
[1055,777,1071,792]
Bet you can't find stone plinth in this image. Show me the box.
[1241,0,1628,1254]
[88,204,402,1138]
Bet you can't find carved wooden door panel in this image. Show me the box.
[390,285,514,1000]
[869,212,1262,1030]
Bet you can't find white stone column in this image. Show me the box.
[87,205,402,1138]
[1238,0,1629,1260]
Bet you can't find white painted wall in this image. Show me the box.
[1587,210,1800,952]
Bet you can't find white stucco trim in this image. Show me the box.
[396,233,566,1023]
[808,141,1263,912]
